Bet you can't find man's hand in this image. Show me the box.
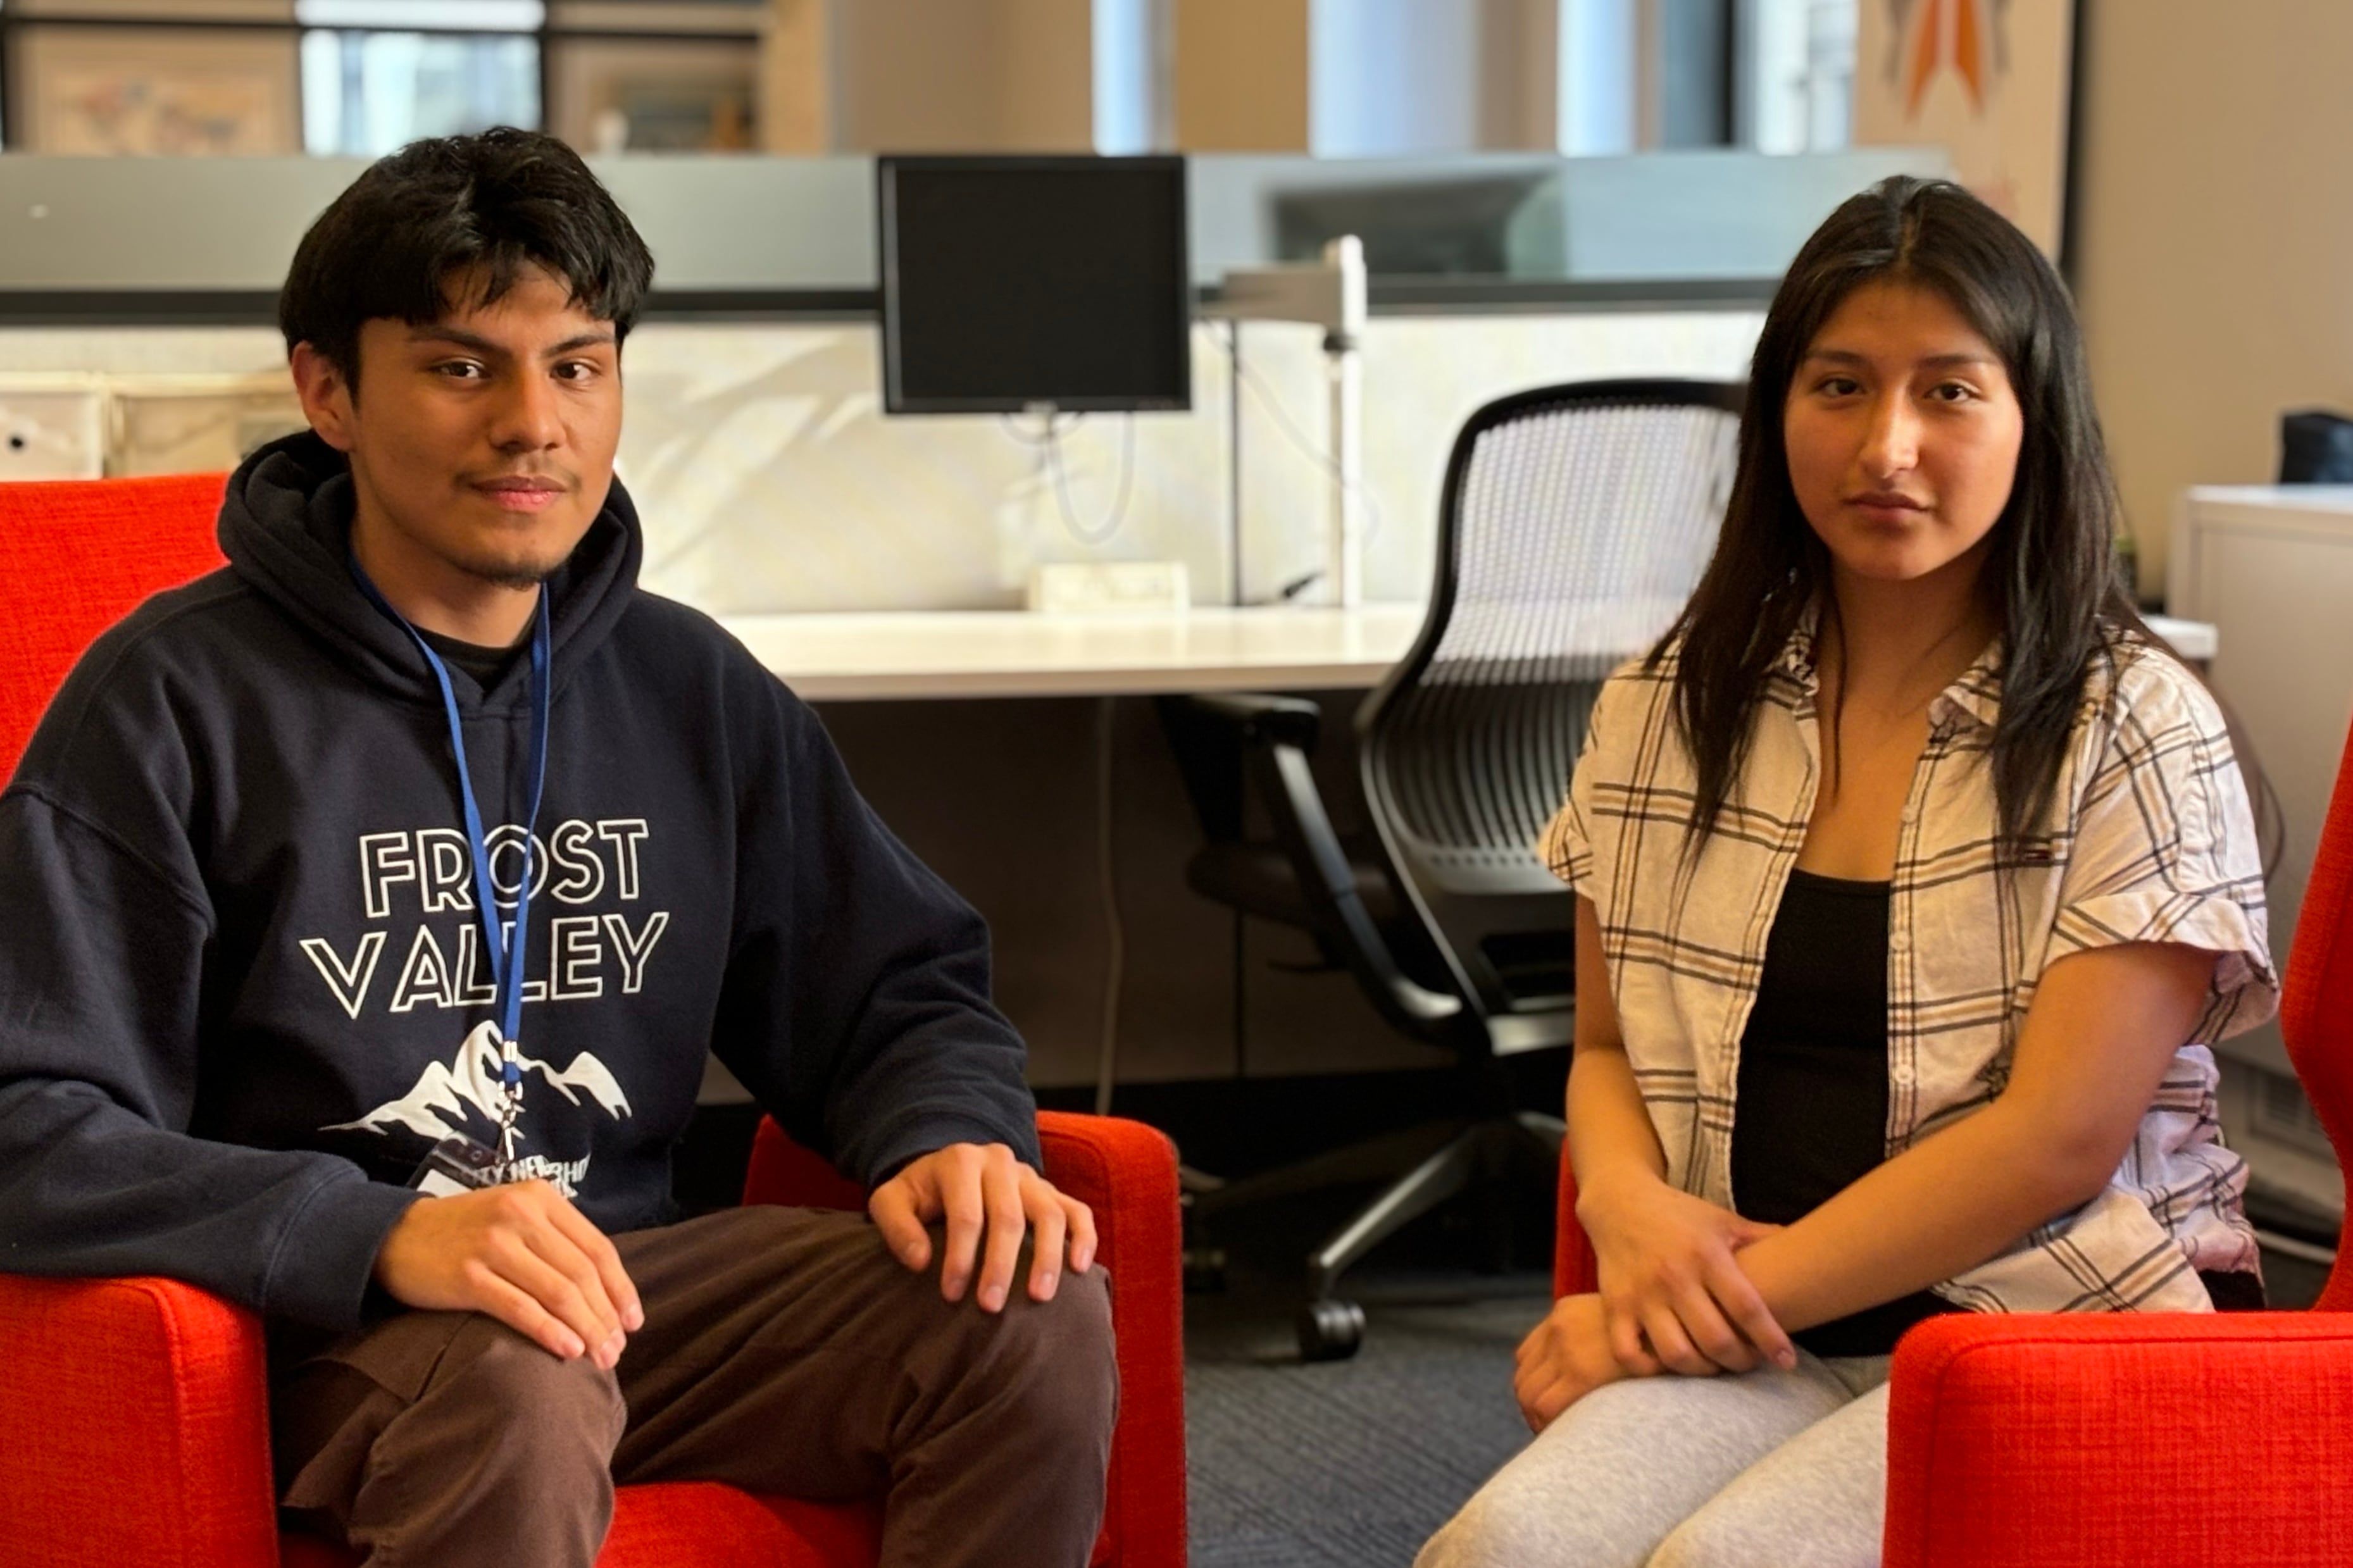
[1577,1167,1794,1377]
[373,1180,644,1368]
[868,1142,1096,1312]
[1514,1292,1642,1432]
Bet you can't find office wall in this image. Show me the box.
[620,313,1760,613]
[0,312,1759,613]
[2071,0,2353,597]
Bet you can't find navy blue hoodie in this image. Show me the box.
[0,432,1038,1332]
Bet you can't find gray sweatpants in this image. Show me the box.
[1416,1352,1892,1568]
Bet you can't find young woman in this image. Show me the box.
[1418,177,2276,1568]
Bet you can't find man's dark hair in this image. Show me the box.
[1656,175,2149,858]
[278,125,655,389]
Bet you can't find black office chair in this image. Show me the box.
[1171,378,1744,1359]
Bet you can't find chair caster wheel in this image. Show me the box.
[1296,1297,1365,1362]
[1183,1243,1229,1293]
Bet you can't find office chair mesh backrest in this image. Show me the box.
[1360,380,1742,1020]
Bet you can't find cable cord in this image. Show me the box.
[1212,328,1387,546]
[1092,694,1126,1116]
[999,409,1138,547]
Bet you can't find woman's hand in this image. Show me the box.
[1513,1293,1639,1431]
[1576,1167,1796,1377]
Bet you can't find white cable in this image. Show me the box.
[1213,332,1387,545]
[1047,414,1137,547]
[1092,694,1125,1117]
[996,409,1137,548]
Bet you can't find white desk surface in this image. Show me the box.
[2145,613,2215,661]
[2182,484,2353,516]
[723,605,1433,700]
[721,604,2219,701]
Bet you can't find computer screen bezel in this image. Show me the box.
[876,153,1194,416]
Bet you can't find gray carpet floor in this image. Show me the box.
[1185,1272,1550,1568]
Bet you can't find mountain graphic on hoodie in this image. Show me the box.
[324,1020,633,1146]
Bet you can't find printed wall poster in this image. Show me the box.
[548,37,759,154]
[1852,0,2076,257]
[13,24,301,156]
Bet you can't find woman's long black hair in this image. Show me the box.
[1658,175,2144,854]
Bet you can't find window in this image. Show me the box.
[302,28,540,156]
[1740,0,1859,153]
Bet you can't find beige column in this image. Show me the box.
[1174,0,1310,152]
[825,0,1095,152]
[1476,0,1563,150]
[759,0,831,152]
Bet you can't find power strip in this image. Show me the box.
[1027,561,1190,615]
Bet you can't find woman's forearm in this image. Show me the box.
[1734,943,2213,1333]
[1732,1100,2092,1332]
[1566,1045,1668,1202]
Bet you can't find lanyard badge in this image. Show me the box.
[351,555,553,1190]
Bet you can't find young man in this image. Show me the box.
[0,128,1116,1568]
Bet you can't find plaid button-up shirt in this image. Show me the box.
[1541,621,2278,1314]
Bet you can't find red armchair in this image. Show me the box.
[0,473,1188,1568]
[1552,711,2353,1567]
[1,1111,1184,1568]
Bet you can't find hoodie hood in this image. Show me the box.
[218,429,643,707]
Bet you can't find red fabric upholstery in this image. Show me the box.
[0,1274,280,1568]
[0,472,229,780]
[0,475,1187,1568]
[1552,712,2353,1566]
[2287,711,2353,1307]
[274,1485,883,1568]
[1883,1312,2353,1567]
[1552,1139,1596,1298]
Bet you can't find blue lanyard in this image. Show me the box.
[351,557,553,1134]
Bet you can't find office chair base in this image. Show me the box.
[1297,1297,1368,1362]
[1190,1109,1564,1360]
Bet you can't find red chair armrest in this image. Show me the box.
[1884,1310,2353,1568]
[0,1272,278,1568]
[1035,1110,1186,1568]
[1552,1147,1596,1298]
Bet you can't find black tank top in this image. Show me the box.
[1729,868,2263,1357]
[1731,868,1950,1357]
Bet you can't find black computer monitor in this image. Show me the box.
[877,154,1192,415]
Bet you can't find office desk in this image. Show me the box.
[721,605,1429,700]
[721,604,2219,701]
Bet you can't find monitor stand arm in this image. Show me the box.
[1204,235,1370,608]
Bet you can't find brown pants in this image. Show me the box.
[270,1204,1118,1568]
